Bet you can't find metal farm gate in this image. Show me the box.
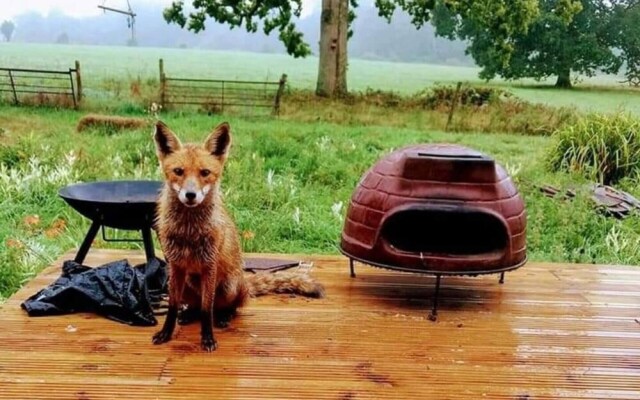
[0,62,82,108]
[158,59,287,116]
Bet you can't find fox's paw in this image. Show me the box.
[201,334,218,352]
[214,310,234,328]
[215,319,230,328]
[152,329,173,345]
[178,307,200,325]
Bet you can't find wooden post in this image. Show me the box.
[221,81,225,114]
[7,70,18,105]
[68,69,78,109]
[446,81,462,131]
[274,74,287,116]
[74,60,83,104]
[159,58,166,108]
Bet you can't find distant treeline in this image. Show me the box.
[9,4,472,66]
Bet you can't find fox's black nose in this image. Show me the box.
[185,192,197,201]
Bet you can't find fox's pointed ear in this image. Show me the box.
[204,122,232,159]
[154,121,182,160]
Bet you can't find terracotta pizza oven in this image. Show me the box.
[339,144,527,318]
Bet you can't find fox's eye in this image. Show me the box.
[200,169,211,177]
[173,168,184,176]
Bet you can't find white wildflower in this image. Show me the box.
[505,162,522,178]
[293,207,301,225]
[605,226,627,253]
[316,136,330,150]
[64,151,77,166]
[266,169,274,188]
[331,201,344,220]
[148,102,162,119]
[112,154,124,178]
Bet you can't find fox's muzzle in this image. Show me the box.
[173,179,211,207]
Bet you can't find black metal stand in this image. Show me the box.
[73,221,156,265]
[142,227,156,262]
[428,274,442,321]
[74,220,101,264]
[343,254,523,322]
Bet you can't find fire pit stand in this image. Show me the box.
[346,257,521,321]
[59,180,163,265]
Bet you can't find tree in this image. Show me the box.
[613,1,640,86]
[56,32,70,44]
[1,20,15,42]
[432,0,624,88]
[315,0,351,96]
[163,0,540,97]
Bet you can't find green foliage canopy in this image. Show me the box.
[162,0,540,64]
[432,0,637,87]
[613,1,640,86]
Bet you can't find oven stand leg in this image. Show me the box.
[499,272,505,284]
[74,220,101,265]
[428,274,442,322]
[349,259,356,278]
[141,227,156,264]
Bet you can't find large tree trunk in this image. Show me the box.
[555,68,572,88]
[316,0,348,97]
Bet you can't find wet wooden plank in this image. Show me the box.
[0,249,639,399]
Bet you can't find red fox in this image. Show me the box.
[152,121,324,351]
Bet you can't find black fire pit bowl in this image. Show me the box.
[59,180,163,265]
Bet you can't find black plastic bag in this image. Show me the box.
[21,257,168,326]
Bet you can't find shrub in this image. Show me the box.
[418,84,511,110]
[547,113,640,184]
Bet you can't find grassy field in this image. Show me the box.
[3,103,640,301]
[3,43,640,114]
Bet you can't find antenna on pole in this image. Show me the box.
[98,1,137,45]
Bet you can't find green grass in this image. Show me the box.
[2,104,640,301]
[2,43,640,114]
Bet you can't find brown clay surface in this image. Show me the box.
[341,144,526,274]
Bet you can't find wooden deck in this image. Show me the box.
[0,249,639,399]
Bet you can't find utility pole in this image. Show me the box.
[98,1,137,45]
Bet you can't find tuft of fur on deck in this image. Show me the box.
[77,114,149,132]
[246,270,326,298]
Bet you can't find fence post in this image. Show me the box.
[7,70,18,105]
[68,69,78,109]
[74,60,83,104]
[158,58,167,108]
[446,81,462,131]
[159,58,166,109]
[221,81,225,114]
[274,74,287,116]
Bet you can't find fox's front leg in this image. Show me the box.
[153,266,186,345]
[200,268,218,352]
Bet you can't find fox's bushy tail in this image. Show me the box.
[245,271,325,298]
